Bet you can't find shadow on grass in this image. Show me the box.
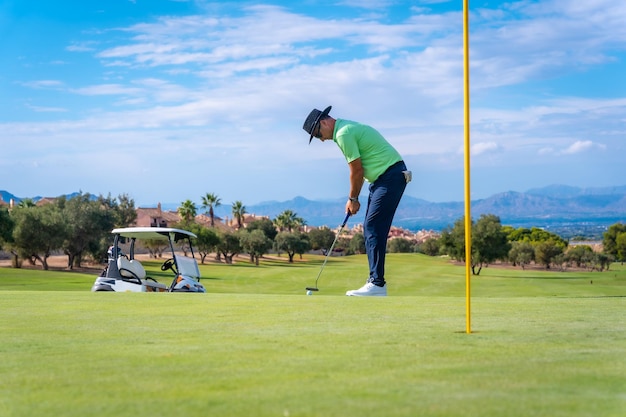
[203,260,314,269]
[555,295,626,298]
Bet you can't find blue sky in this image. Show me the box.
[1,0,625,208]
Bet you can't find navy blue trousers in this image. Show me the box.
[364,161,407,287]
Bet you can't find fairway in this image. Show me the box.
[0,254,624,417]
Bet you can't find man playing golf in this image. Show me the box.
[303,106,410,296]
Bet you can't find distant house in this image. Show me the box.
[35,197,57,206]
[195,213,232,232]
[206,213,270,231]
[134,203,181,228]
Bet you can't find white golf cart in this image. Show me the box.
[91,227,206,293]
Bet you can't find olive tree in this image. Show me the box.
[247,217,278,241]
[10,204,66,270]
[387,237,413,253]
[239,229,273,265]
[535,239,565,269]
[194,226,221,264]
[615,233,626,264]
[275,231,310,263]
[440,214,511,275]
[217,230,242,264]
[308,227,335,252]
[602,223,626,262]
[57,193,116,269]
[349,232,366,255]
[508,241,535,269]
[472,214,511,275]
[98,193,137,228]
[144,239,168,259]
[439,217,467,262]
[419,237,441,256]
[565,245,595,268]
[0,207,14,250]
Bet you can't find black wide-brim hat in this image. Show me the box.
[303,105,332,144]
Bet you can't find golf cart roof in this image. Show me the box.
[111,227,197,241]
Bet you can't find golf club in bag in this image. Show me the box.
[306,212,351,293]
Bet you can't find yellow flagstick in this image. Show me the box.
[463,0,472,334]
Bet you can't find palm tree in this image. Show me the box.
[231,201,247,229]
[178,200,197,223]
[17,198,36,208]
[201,192,221,227]
[273,209,305,232]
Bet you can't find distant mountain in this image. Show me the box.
[0,190,95,205]
[239,186,626,231]
[240,185,626,231]
[526,184,626,198]
[472,190,626,218]
[0,190,20,204]
[3,185,625,235]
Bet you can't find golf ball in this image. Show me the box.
[306,290,312,296]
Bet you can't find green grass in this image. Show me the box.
[0,254,625,417]
[2,253,624,298]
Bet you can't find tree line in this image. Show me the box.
[1,193,624,272]
[0,193,136,270]
[0,192,364,269]
[416,214,625,274]
[170,193,366,265]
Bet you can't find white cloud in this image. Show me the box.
[71,84,143,96]
[563,140,593,154]
[561,140,606,155]
[538,147,554,155]
[96,5,456,74]
[3,0,626,204]
[66,42,96,52]
[471,142,499,156]
[22,80,65,89]
[25,105,68,113]
[339,0,395,9]
[469,0,626,90]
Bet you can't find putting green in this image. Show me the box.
[0,254,624,416]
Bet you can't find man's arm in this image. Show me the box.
[346,158,364,214]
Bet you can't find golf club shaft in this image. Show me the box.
[311,212,351,289]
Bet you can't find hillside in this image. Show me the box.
[229,185,626,235]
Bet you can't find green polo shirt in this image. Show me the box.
[333,119,403,183]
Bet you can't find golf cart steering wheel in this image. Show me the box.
[161,258,175,272]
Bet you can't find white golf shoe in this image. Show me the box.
[346,282,387,297]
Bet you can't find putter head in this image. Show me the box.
[305,287,319,291]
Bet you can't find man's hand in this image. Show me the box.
[346,199,361,215]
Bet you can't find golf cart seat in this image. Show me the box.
[117,257,147,280]
[117,257,167,291]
